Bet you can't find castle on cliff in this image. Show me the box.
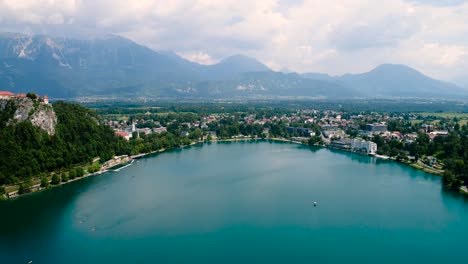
[0,91,49,104]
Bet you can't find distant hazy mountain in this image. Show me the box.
[205,55,272,80]
[192,71,353,99]
[453,76,468,90]
[301,72,335,81]
[303,64,467,98]
[0,32,465,99]
[338,64,467,98]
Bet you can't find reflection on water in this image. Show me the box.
[0,181,83,238]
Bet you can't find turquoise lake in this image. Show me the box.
[1,140,468,263]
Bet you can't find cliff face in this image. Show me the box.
[1,97,57,135]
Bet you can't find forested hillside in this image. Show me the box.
[0,101,125,185]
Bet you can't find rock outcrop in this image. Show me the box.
[1,97,57,135]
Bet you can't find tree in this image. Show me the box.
[94,163,102,172]
[347,129,358,138]
[51,174,61,185]
[75,167,85,177]
[26,93,37,100]
[372,135,385,147]
[40,177,49,188]
[18,184,25,195]
[390,147,400,157]
[87,163,102,173]
[309,136,322,146]
[189,129,203,141]
[61,173,69,182]
[442,171,459,189]
[87,165,96,173]
[69,170,77,180]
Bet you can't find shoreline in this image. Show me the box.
[3,156,133,199]
[1,137,307,200]
[3,169,111,199]
[1,136,445,200]
[324,144,444,176]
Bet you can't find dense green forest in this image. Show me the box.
[0,101,125,185]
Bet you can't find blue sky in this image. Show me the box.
[0,0,467,84]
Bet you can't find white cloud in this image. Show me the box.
[177,51,217,65]
[420,43,467,67]
[47,13,65,25]
[0,0,468,81]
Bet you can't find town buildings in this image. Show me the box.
[286,126,314,137]
[0,91,49,104]
[366,123,388,134]
[115,131,131,140]
[0,91,15,99]
[329,138,377,154]
[350,139,378,154]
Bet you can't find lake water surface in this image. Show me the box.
[1,140,467,263]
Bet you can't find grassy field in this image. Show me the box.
[5,185,19,193]
[412,112,467,126]
[101,111,199,120]
[410,119,441,125]
[410,120,424,125]
[409,163,443,175]
[413,112,468,118]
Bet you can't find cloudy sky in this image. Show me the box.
[1,0,468,83]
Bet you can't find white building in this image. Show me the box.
[323,129,345,139]
[153,127,167,133]
[137,128,152,135]
[351,139,377,154]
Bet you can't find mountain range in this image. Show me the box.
[0,32,466,99]
[453,76,468,90]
